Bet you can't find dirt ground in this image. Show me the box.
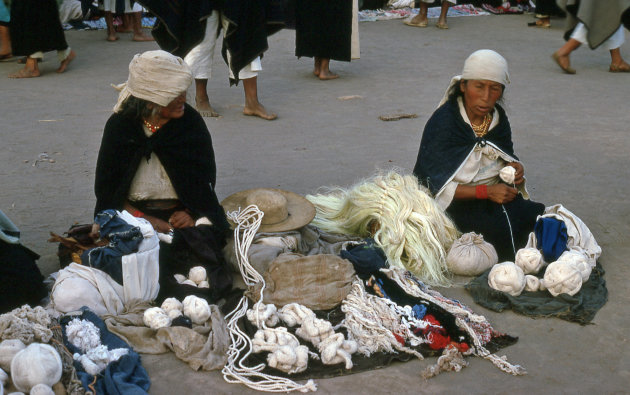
[2,12,629,395]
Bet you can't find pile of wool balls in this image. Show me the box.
[143,295,212,329]
[173,266,210,288]
[488,246,592,297]
[0,340,62,394]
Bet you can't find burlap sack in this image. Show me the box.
[446,232,498,276]
[249,253,355,310]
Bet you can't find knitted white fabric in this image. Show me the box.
[11,343,62,392]
[557,249,592,282]
[188,266,207,285]
[488,262,526,296]
[183,295,212,325]
[0,339,26,371]
[446,232,498,276]
[247,304,280,328]
[160,298,183,314]
[143,307,172,329]
[543,261,582,297]
[514,248,544,275]
[499,166,516,184]
[29,384,55,395]
[65,318,101,353]
[277,304,316,327]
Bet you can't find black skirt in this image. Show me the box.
[446,194,545,261]
[10,0,68,56]
[295,0,352,61]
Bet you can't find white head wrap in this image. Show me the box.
[438,49,510,107]
[112,50,193,113]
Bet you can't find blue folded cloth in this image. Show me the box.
[534,217,568,262]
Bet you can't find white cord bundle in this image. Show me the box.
[488,262,526,296]
[341,281,424,359]
[252,328,309,374]
[295,316,335,347]
[221,205,317,393]
[317,333,358,369]
[278,304,316,327]
[247,304,280,328]
[384,267,526,376]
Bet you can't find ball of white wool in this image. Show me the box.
[198,280,210,289]
[524,275,543,292]
[11,343,62,392]
[160,297,183,314]
[182,295,212,325]
[188,266,207,284]
[557,250,592,282]
[0,339,26,372]
[488,262,526,296]
[173,274,186,284]
[543,261,582,297]
[143,307,172,330]
[181,279,197,287]
[29,383,55,395]
[0,367,8,385]
[446,232,498,276]
[515,248,544,275]
[499,166,516,184]
[167,309,183,320]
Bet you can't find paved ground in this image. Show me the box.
[2,11,629,395]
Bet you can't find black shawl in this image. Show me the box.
[413,97,517,196]
[10,0,69,56]
[94,103,229,233]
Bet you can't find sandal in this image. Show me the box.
[527,20,550,28]
[0,53,12,61]
[436,22,449,29]
[609,63,630,73]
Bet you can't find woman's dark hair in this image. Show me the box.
[118,96,159,120]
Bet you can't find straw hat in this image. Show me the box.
[221,188,316,232]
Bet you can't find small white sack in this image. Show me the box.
[446,232,498,276]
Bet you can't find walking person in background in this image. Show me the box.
[405,0,454,29]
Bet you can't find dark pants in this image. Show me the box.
[447,194,545,261]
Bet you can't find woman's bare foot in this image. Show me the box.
[313,57,322,76]
[132,33,154,42]
[410,13,428,26]
[9,67,40,78]
[243,102,277,120]
[196,98,220,117]
[107,33,118,42]
[318,69,339,80]
[57,50,76,73]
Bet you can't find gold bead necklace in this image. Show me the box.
[471,113,492,138]
[142,119,162,133]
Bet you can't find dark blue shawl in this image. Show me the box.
[413,97,518,196]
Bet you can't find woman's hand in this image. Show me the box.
[488,184,518,204]
[169,210,195,229]
[507,162,524,185]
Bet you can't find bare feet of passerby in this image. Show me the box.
[313,57,339,80]
[242,76,277,120]
[57,50,76,73]
[9,57,40,78]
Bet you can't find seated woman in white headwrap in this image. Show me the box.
[94,50,232,302]
[413,49,545,261]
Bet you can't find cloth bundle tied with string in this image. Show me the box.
[112,50,193,113]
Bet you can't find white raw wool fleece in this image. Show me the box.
[514,248,544,275]
[182,295,212,325]
[143,307,172,329]
[65,318,101,353]
[10,343,62,393]
[160,298,183,314]
[446,232,498,276]
[543,261,583,297]
[488,262,526,296]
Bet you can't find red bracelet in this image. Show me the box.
[132,210,144,218]
[475,185,488,200]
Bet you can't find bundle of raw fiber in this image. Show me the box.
[488,262,526,296]
[295,316,335,347]
[277,304,316,327]
[143,307,172,329]
[182,295,212,325]
[499,166,516,184]
[317,333,358,370]
[160,298,184,320]
[515,248,544,275]
[0,305,52,344]
[421,344,471,379]
[543,261,582,297]
[446,232,498,276]
[306,171,460,286]
[247,303,280,328]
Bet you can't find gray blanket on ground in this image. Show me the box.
[557,0,630,49]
